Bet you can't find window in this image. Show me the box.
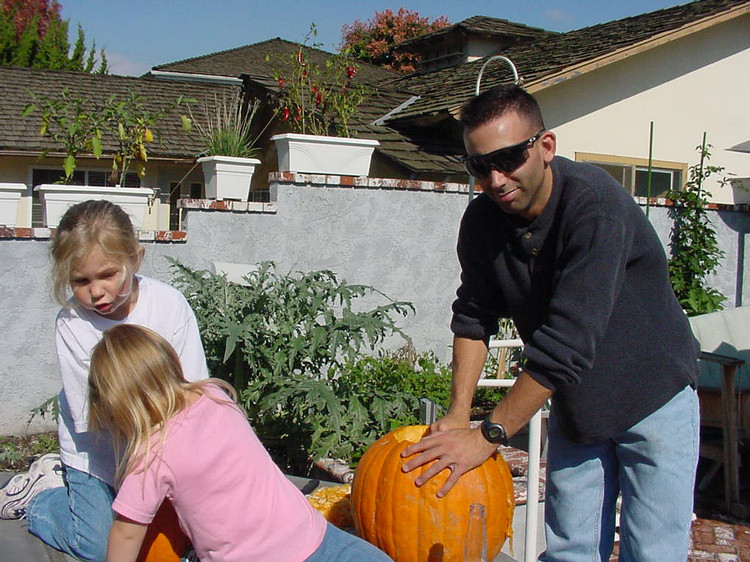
[575,153,686,198]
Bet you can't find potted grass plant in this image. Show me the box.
[269,25,378,176]
[193,91,268,201]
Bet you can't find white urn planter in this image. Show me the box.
[35,184,155,229]
[198,156,261,202]
[271,133,379,176]
[0,183,27,227]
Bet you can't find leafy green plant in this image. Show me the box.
[667,135,728,315]
[0,442,24,468]
[248,347,458,471]
[28,394,60,425]
[170,260,412,388]
[170,260,416,471]
[103,92,193,186]
[22,88,105,183]
[170,261,518,472]
[269,24,369,137]
[23,89,192,186]
[0,433,59,471]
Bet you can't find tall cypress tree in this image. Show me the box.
[0,0,107,72]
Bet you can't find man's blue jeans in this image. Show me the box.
[539,385,699,562]
[304,522,394,562]
[27,465,115,562]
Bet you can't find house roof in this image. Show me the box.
[384,0,750,123]
[347,87,466,177]
[152,38,398,86]
[155,36,471,177]
[0,66,238,159]
[394,15,555,49]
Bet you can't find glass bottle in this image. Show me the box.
[464,503,488,562]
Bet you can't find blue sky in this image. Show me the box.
[59,0,687,76]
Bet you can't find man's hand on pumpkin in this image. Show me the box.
[400,427,497,497]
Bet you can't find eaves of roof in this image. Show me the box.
[346,88,466,176]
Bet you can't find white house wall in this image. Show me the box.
[536,14,750,204]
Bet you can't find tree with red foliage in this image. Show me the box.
[341,8,450,73]
[3,0,61,38]
[0,0,107,72]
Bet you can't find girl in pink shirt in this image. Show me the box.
[88,324,392,562]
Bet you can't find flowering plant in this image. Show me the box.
[269,25,368,138]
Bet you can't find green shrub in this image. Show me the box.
[170,260,415,472]
[667,136,727,315]
[171,260,513,473]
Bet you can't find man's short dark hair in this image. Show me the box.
[460,85,545,131]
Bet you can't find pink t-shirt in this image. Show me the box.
[112,386,327,562]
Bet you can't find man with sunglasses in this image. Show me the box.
[402,85,699,562]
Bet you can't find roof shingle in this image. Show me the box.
[0,66,240,159]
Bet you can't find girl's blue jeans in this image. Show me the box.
[27,467,391,562]
[27,465,115,562]
[540,384,699,562]
[304,522,394,562]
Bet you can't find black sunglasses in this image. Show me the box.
[462,130,546,178]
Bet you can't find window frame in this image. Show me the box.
[575,152,687,198]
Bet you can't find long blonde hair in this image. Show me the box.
[88,324,236,484]
[50,200,142,306]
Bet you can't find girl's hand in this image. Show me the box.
[107,514,148,562]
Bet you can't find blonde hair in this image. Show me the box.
[88,324,236,484]
[50,200,142,305]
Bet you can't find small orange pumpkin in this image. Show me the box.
[351,425,514,562]
[136,499,192,562]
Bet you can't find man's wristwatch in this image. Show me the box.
[480,415,510,446]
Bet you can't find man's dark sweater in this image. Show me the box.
[451,156,699,443]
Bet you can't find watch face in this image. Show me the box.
[487,426,503,440]
[481,418,508,444]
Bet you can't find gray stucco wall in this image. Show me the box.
[1,177,748,435]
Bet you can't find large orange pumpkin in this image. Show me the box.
[136,499,192,562]
[351,425,514,562]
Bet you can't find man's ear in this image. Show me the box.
[540,130,556,164]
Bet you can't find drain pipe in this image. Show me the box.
[469,56,521,203]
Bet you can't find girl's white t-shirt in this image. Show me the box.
[55,275,209,486]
